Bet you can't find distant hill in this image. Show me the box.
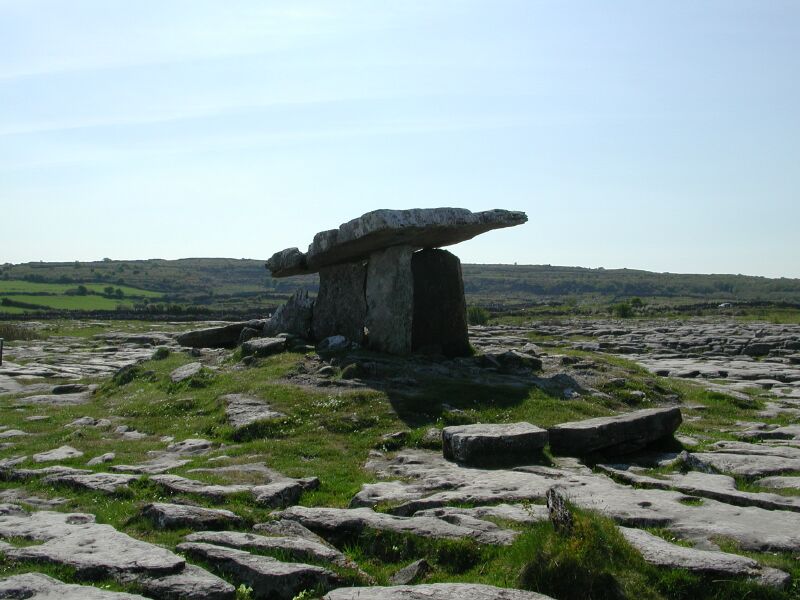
[2,259,800,316]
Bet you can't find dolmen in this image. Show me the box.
[266,208,527,357]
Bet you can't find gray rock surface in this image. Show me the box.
[312,262,368,343]
[183,530,350,568]
[0,505,185,577]
[267,208,528,277]
[241,337,286,358]
[323,583,552,600]
[150,475,252,501]
[169,362,203,383]
[0,573,147,599]
[177,541,341,600]
[410,249,470,357]
[32,445,84,463]
[42,472,139,493]
[276,506,518,546]
[389,558,431,585]
[177,322,256,349]
[142,503,243,530]
[118,565,235,600]
[442,422,548,466]
[111,457,191,474]
[548,407,682,455]
[619,527,790,588]
[365,245,415,355]
[755,476,800,490]
[221,394,285,430]
[264,289,314,339]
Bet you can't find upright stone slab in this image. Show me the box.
[366,246,414,355]
[411,249,470,357]
[312,262,368,343]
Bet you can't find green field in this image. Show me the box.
[0,280,162,297]
[0,279,165,314]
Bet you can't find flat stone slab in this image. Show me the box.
[42,472,140,493]
[548,407,682,455]
[267,208,528,276]
[442,422,547,466]
[177,322,256,349]
[687,452,800,477]
[111,457,191,474]
[14,392,91,406]
[33,445,84,463]
[177,541,341,600]
[0,505,185,577]
[142,503,243,530]
[183,530,350,568]
[0,573,148,599]
[620,527,790,588]
[170,362,203,383]
[323,583,553,600]
[755,476,800,490]
[276,506,518,546]
[151,474,253,501]
[118,564,235,600]
[221,393,285,429]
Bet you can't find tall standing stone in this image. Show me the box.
[366,246,414,354]
[312,262,368,343]
[411,249,470,357]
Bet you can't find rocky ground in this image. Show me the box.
[0,318,798,599]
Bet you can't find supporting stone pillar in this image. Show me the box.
[312,262,368,343]
[365,245,414,355]
[411,248,470,357]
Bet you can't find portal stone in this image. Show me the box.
[312,262,368,343]
[365,246,414,354]
[411,249,470,357]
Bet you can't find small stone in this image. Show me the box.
[87,453,116,466]
[442,422,548,467]
[241,337,286,358]
[389,558,430,585]
[170,362,203,383]
[33,445,84,463]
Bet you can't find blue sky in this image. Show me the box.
[2,1,798,277]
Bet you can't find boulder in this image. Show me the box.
[266,208,528,277]
[312,262,368,342]
[263,290,314,339]
[169,362,203,383]
[411,249,470,357]
[365,245,415,354]
[548,407,682,455]
[119,564,235,600]
[442,423,548,467]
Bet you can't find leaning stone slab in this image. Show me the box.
[0,505,185,577]
[276,506,517,546]
[142,503,243,530]
[548,407,682,455]
[184,530,350,568]
[177,322,259,349]
[241,337,286,358]
[266,208,528,276]
[619,527,790,588]
[118,564,235,600]
[443,422,548,467]
[264,289,314,339]
[0,573,147,599]
[322,583,552,600]
[221,394,285,430]
[177,541,341,600]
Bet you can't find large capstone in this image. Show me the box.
[365,246,415,355]
[411,249,470,357]
[312,262,368,343]
[266,208,528,277]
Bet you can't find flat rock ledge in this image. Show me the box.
[0,573,147,599]
[177,541,342,600]
[548,407,682,455]
[142,503,243,530]
[620,527,791,589]
[323,583,553,600]
[442,422,548,467]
